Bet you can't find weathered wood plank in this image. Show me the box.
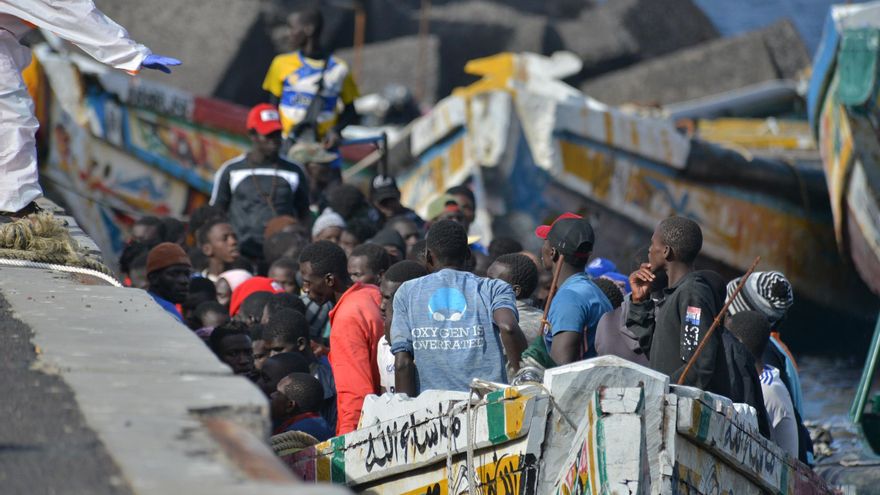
[670,437,764,495]
[542,356,669,494]
[551,386,648,495]
[287,389,548,489]
[676,396,833,495]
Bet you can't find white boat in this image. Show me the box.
[279,356,832,494]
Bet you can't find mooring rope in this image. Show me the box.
[0,213,118,283]
[0,258,121,287]
[269,430,319,456]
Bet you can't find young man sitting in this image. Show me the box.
[348,242,391,286]
[270,373,334,441]
[197,217,239,282]
[250,324,270,371]
[193,300,230,340]
[234,291,274,326]
[255,352,311,397]
[378,260,429,393]
[265,308,337,430]
[727,311,799,458]
[209,321,256,378]
[268,257,301,295]
[486,253,543,345]
[261,292,307,325]
[145,242,193,323]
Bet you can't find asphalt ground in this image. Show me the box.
[0,293,132,495]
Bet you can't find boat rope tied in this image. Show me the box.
[269,430,319,456]
[0,213,117,282]
[0,258,121,287]
[466,387,479,495]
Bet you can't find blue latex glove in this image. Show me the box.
[142,54,181,74]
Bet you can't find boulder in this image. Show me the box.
[336,35,440,104]
[580,19,810,106]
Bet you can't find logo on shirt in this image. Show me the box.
[428,288,468,322]
[685,306,701,326]
[760,366,775,385]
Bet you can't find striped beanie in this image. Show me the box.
[725,271,793,325]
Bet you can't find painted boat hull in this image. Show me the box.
[280,356,833,494]
[390,53,874,317]
[811,5,880,298]
[31,44,378,266]
[816,76,880,300]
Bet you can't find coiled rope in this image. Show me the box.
[269,430,319,456]
[0,213,118,284]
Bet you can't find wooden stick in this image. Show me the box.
[540,254,566,335]
[677,256,761,386]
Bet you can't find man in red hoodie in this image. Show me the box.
[299,240,383,435]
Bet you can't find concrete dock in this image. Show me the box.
[0,206,347,494]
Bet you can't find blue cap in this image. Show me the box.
[586,257,616,277]
[600,272,631,294]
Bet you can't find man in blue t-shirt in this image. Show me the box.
[391,220,527,395]
[537,213,612,365]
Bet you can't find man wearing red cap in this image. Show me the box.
[210,104,310,259]
[146,242,193,323]
[536,213,612,365]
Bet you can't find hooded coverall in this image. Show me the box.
[0,0,151,212]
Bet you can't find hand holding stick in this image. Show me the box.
[540,254,566,336]
[677,256,761,386]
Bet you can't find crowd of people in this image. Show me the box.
[118,157,813,463]
[113,5,813,465]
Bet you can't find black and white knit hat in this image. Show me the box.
[725,271,794,325]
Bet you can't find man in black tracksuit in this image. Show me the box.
[210,104,310,259]
[626,216,722,389]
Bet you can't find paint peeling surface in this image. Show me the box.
[286,390,547,493]
[397,51,869,314]
[810,7,880,296]
[552,387,646,495]
[33,45,249,264]
[279,357,833,495]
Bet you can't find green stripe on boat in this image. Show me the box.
[331,436,345,484]
[596,412,609,492]
[697,404,712,442]
[487,400,509,444]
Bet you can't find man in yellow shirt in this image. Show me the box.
[262,7,359,151]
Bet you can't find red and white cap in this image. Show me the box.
[246,103,283,135]
[534,212,582,239]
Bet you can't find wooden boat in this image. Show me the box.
[28,43,378,265]
[806,1,880,457]
[381,51,874,318]
[280,356,833,494]
[808,2,880,299]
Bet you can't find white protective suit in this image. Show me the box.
[0,1,151,212]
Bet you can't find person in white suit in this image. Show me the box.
[0,0,180,217]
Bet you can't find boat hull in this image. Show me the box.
[280,357,834,495]
[817,73,880,298]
